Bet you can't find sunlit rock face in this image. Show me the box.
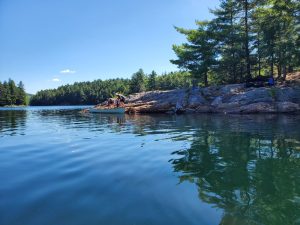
[125,84,300,114]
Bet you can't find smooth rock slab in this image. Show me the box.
[125,84,300,114]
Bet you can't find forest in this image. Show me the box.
[0,79,27,106]
[30,71,191,105]
[30,0,299,106]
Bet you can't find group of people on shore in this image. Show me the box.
[246,75,275,88]
[96,93,126,109]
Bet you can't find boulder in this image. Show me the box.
[187,88,207,108]
[239,102,276,114]
[225,88,274,105]
[275,102,300,113]
[275,87,300,102]
[219,83,245,95]
[211,96,223,106]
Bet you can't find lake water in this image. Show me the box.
[0,106,300,225]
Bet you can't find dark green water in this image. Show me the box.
[0,106,300,225]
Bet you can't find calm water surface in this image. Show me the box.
[0,106,300,225]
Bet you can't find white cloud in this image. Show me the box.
[60,69,76,74]
[52,78,61,82]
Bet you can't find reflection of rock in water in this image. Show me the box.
[1,110,299,224]
[169,115,300,225]
[94,113,300,225]
[0,110,27,136]
[124,114,300,141]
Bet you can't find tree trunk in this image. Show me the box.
[257,32,261,76]
[270,54,274,77]
[204,72,208,87]
[233,62,237,83]
[283,65,287,80]
[230,10,237,83]
[244,0,251,80]
[277,50,282,79]
[277,64,282,80]
[192,76,198,88]
[240,62,244,82]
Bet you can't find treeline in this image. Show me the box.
[30,70,191,105]
[0,79,27,106]
[171,0,300,86]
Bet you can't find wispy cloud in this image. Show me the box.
[52,78,61,82]
[60,69,76,74]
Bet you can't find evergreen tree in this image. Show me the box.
[171,21,217,86]
[172,0,299,83]
[0,79,27,106]
[130,69,146,93]
[147,71,157,91]
[29,71,192,106]
[3,81,12,105]
[273,0,299,79]
[8,79,17,105]
[237,0,253,80]
[16,81,26,105]
[211,0,243,82]
[0,82,6,106]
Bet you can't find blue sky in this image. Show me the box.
[0,0,219,94]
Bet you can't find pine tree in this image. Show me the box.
[273,0,299,79]
[16,81,26,105]
[171,21,217,86]
[0,82,6,106]
[8,79,17,105]
[211,0,243,83]
[2,81,11,105]
[130,69,146,93]
[147,71,157,91]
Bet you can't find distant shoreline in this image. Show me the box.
[1,105,27,108]
[0,105,93,108]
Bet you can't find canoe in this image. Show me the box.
[89,107,125,114]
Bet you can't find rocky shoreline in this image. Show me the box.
[125,83,300,114]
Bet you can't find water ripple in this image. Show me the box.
[0,107,300,225]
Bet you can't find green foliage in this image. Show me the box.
[171,21,217,86]
[16,81,27,105]
[25,95,31,105]
[30,70,193,106]
[130,69,146,93]
[171,0,300,84]
[156,71,192,90]
[0,79,27,106]
[30,78,131,106]
[147,71,157,91]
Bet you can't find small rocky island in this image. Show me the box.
[125,74,300,114]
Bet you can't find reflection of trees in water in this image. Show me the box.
[96,113,300,225]
[5,109,299,224]
[170,116,300,225]
[2,109,299,224]
[0,110,27,136]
